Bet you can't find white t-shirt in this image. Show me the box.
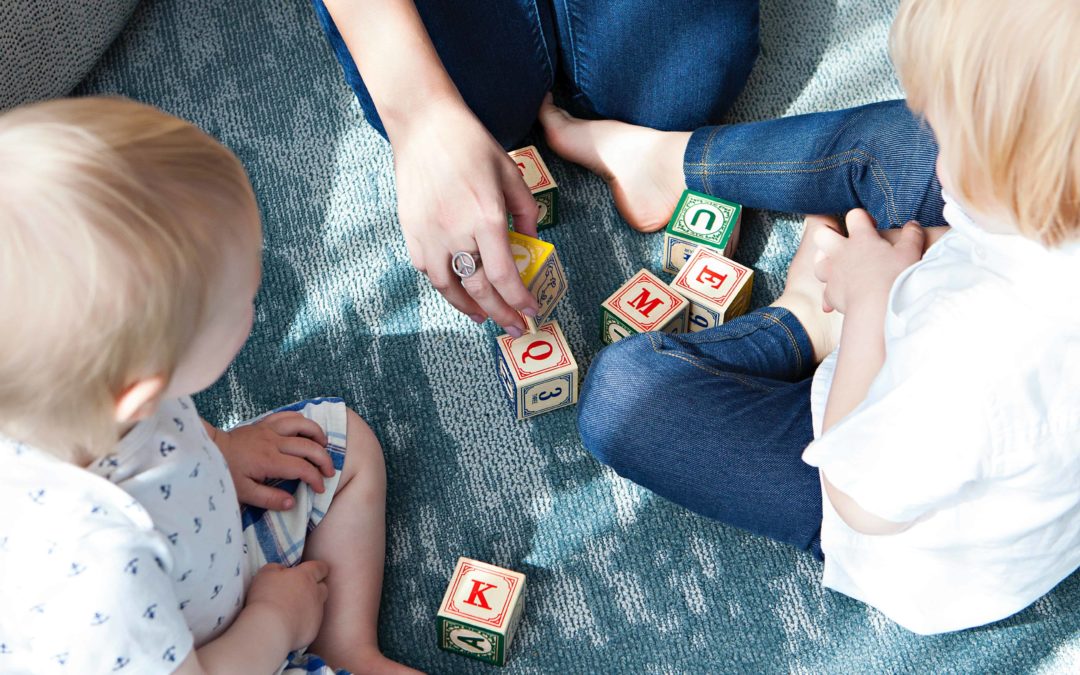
[802,194,1080,634]
[0,397,247,673]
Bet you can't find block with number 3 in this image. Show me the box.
[662,189,742,274]
[495,320,578,419]
[437,557,527,666]
[600,269,688,345]
[670,247,754,331]
[509,145,559,230]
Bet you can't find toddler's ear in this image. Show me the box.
[114,376,168,424]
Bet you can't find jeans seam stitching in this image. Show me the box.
[760,311,804,373]
[529,0,555,87]
[644,323,781,392]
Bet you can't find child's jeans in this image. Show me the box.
[577,308,824,559]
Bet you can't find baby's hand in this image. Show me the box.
[813,209,925,315]
[211,412,335,510]
[246,560,330,651]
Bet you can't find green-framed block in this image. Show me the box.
[600,308,636,346]
[534,188,559,231]
[662,189,742,273]
[437,616,506,666]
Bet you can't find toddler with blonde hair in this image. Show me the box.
[548,0,1080,633]
[0,97,417,673]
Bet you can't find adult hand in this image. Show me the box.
[209,412,334,511]
[391,99,540,336]
[246,560,330,651]
[813,209,925,315]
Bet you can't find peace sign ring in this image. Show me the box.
[451,251,482,279]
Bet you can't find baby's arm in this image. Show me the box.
[815,212,927,534]
[174,561,329,675]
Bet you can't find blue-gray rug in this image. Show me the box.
[76,0,1080,671]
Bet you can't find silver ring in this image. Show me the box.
[451,251,481,278]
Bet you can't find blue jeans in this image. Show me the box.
[578,308,825,559]
[310,0,762,145]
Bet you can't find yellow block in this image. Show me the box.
[508,231,555,287]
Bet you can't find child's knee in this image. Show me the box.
[578,334,668,474]
[341,407,386,490]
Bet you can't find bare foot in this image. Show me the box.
[771,215,845,362]
[538,94,690,232]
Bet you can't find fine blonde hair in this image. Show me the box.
[0,97,258,462]
[890,0,1080,246]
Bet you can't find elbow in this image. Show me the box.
[822,472,912,536]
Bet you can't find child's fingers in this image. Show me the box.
[813,250,832,284]
[266,453,327,494]
[844,208,878,237]
[895,220,926,256]
[263,412,328,447]
[240,481,295,511]
[299,559,330,583]
[278,436,335,477]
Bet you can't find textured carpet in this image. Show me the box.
[76,0,1080,672]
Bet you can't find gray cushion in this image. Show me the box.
[0,0,138,111]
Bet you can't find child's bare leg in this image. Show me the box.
[304,409,420,674]
[538,95,690,233]
[771,215,846,363]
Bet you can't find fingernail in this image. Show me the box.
[506,325,523,338]
[469,314,485,324]
[283,498,294,509]
[522,307,538,318]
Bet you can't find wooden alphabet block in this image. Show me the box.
[437,557,527,667]
[670,247,754,331]
[509,145,559,230]
[495,320,578,419]
[509,230,567,325]
[661,189,742,274]
[600,269,688,345]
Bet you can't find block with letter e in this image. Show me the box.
[509,230,567,326]
[509,145,559,230]
[600,269,688,345]
[495,320,578,420]
[437,557,527,667]
[662,189,742,274]
[671,247,754,331]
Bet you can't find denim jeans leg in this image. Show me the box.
[578,308,823,557]
[310,0,556,148]
[684,99,945,228]
[553,0,760,130]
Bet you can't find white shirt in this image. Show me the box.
[0,397,246,674]
[803,195,1080,634]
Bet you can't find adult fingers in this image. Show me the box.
[240,482,295,511]
[473,215,538,316]
[263,412,328,446]
[425,245,487,322]
[501,156,540,239]
[278,436,335,478]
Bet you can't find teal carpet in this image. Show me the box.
[76,0,1080,671]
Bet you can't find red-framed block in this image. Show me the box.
[670,247,754,331]
[600,269,688,345]
[495,320,579,419]
[509,145,560,230]
[437,557,527,667]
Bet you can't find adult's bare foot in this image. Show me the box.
[771,215,846,362]
[538,94,690,233]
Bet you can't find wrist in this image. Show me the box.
[382,91,469,145]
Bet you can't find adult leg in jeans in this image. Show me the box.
[577,217,841,558]
[552,0,760,130]
[311,0,556,148]
[541,98,945,232]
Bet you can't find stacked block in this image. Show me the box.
[509,145,559,230]
[671,247,754,331]
[600,269,688,345]
[437,557,526,666]
[495,320,578,419]
[509,230,567,325]
[662,189,742,274]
